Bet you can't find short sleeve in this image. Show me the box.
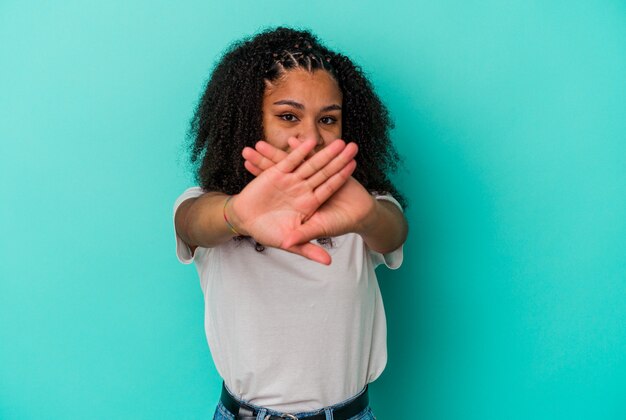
[369,194,404,270]
[173,187,206,264]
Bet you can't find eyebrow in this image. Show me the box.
[273,100,342,112]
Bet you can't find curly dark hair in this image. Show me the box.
[187,26,406,208]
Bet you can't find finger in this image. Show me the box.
[285,241,331,265]
[313,159,357,204]
[287,137,302,150]
[275,139,317,173]
[256,140,288,164]
[306,142,358,189]
[293,139,346,179]
[282,222,329,252]
[242,146,275,171]
[243,160,262,177]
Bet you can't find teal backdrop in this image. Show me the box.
[1,1,625,419]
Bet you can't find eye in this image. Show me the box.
[279,113,298,122]
[320,116,337,125]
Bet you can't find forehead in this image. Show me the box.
[264,69,342,101]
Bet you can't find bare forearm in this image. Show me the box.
[358,199,408,254]
[175,192,240,249]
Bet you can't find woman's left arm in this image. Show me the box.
[243,140,408,253]
[357,197,408,254]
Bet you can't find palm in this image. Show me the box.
[284,177,375,245]
[234,167,333,246]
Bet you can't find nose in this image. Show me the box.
[296,122,324,148]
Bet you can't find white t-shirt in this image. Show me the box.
[173,187,403,412]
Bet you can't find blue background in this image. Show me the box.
[1,1,625,418]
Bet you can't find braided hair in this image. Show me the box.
[188,26,406,208]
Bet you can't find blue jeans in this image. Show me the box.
[213,385,376,420]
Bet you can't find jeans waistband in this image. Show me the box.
[220,383,369,420]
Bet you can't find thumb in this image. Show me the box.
[285,241,332,265]
[282,221,328,250]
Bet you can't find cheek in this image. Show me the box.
[317,130,342,150]
[263,127,290,150]
[325,123,343,142]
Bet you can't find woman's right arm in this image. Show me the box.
[175,192,243,251]
[175,139,357,264]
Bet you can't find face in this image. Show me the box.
[262,68,343,152]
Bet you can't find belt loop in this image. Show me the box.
[324,408,333,420]
[256,408,267,420]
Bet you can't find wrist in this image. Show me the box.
[223,194,249,237]
[356,194,379,236]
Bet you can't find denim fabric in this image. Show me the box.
[214,402,235,420]
[213,386,376,420]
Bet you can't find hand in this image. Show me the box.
[232,138,358,264]
[242,138,377,249]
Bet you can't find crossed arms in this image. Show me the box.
[175,138,408,265]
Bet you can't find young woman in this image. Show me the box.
[174,27,408,420]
